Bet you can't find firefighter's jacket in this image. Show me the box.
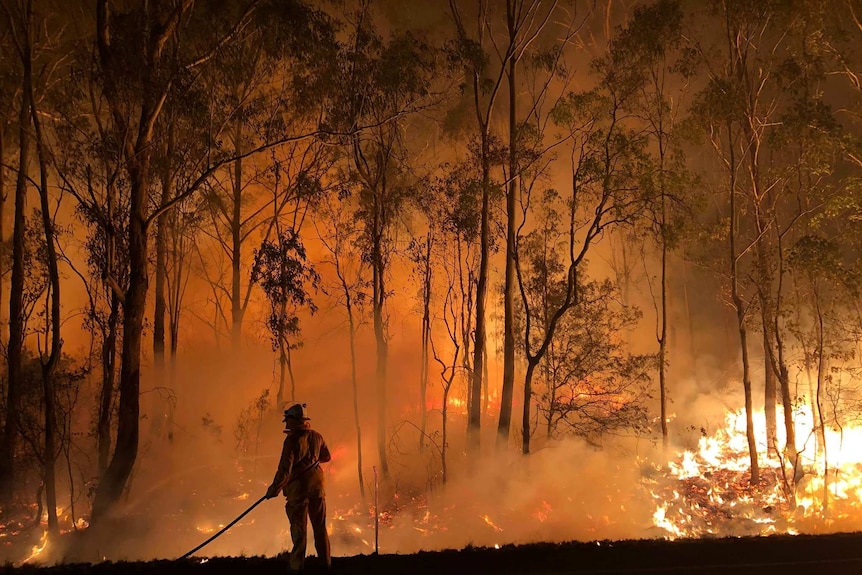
[270,421,331,501]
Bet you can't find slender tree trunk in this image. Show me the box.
[286,343,296,403]
[468,138,490,453]
[25,19,61,533]
[98,294,119,475]
[168,208,183,440]
[773,231,798,485]
[33,99,61,539]
[231,121,244,352]
[659,215,669,451]
[344,288,365,501]
[482,339,489,415]
[278,332,287,409]
[153,123,173,440]
[419,233,432,453]
[0,66,31,507]
[545,356,555,438]
[521,360,537,454]
[373,199,389,478]
[441,388,449,484]
[498,0,518,448]
[0,121,5,344]
[763,327,777,453]
[814,289,828,512]
[727,123,759,485]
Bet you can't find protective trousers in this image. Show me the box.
[285,497,331,571]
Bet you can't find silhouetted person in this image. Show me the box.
[266,403,332,573]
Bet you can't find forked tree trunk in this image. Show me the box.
[28,20,62,533]
[92,164,149,520]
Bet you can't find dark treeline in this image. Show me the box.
[1,0,861,550]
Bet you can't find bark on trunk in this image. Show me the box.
[419,233,432,453]
[0,122,5,344]
[0,70,31,507]
[153,123,173,440]
[278,337,287,409]
[521,360,537,454]
[345,288,365,501]
[763,327,777,453]
[92,169,149,520]
[468,139,490,453]
[814,291,828,512]
[28,26,62,534]
[98,294,120,474]
[498,0,518,448]
[728,123,759,485]
[373,197,389,479]
[659,222,669,451]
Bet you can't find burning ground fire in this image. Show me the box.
[7,402,862,564]
[648,405,862,539]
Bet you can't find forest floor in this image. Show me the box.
[3,531,862,574]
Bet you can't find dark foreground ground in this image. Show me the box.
[4,532,862,574]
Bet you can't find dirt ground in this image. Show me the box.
[3,531,862,574]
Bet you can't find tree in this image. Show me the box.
[197,4,335,355]
[537,277,652,442]
[90,0,344,518]
[500,0,582,448]
[788,235,860,511]
[609,0,690,451]
[0,0,32,509]
[252,229,319,408]
[448,0,509,452]
[691,0,850,488]
[332,3,438,477]
[427,160,483,482]
[315,189,369,500]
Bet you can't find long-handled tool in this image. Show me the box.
[179,494,267,560]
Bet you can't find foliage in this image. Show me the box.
[251,229,319,351]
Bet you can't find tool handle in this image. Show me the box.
[179,494,267,560]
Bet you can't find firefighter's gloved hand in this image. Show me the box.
[265,484,280,499]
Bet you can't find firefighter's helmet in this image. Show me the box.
[283,403,310,422]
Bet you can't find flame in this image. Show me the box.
[195,524,223,534]
[481,514,503,532]
[531,500,553,523]
[650,404,862,539]
[20,530,48,565]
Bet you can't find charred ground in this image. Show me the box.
[4,532,862,575]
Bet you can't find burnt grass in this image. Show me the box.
[4,532,862,575]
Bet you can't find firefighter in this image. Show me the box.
[266,402,332,573]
